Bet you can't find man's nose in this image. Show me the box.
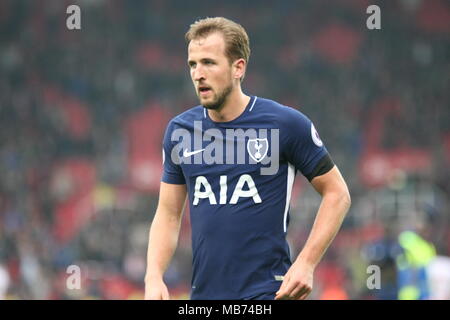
[193,65,205,81]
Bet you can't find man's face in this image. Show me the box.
[187,32,234,110]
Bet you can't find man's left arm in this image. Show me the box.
[275,165,351,300]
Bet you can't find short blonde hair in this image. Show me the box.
[185,17,250,72]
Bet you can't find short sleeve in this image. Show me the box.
[161,121,186,184]
[282,108,331,179]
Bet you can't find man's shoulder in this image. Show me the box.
[167,105,204,128]
[255,96,286,110]
[255,96,310,127]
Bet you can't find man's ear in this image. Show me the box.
[233,58,246,80]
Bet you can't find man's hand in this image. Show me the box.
[145,276,170,300]
[274,261,314,300]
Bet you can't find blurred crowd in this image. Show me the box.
[0,0,449,299]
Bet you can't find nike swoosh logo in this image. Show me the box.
[183,148,205,157]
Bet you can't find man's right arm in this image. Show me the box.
[145,182,187,300]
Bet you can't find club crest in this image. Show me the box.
[247,138,268,163]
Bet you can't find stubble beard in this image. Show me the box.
[200,83,233,111]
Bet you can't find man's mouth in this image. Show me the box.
[198,86,212,96]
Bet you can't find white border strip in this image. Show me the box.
[203,108,206,118]
[283,163,295,233]
[249,96,258,111]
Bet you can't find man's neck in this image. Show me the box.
[207,88,250,122]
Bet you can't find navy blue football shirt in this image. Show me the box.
[162,95,330,299]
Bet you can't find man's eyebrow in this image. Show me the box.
[187,58,216,65]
